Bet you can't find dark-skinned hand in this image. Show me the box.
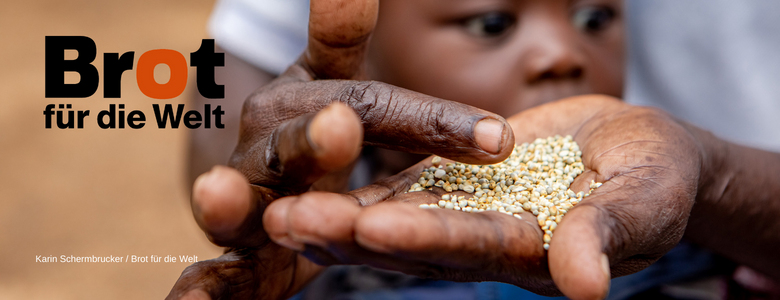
[170,89,707,300]
[166,0,515,299]
[169,1,780,298]
[263,95,703,300]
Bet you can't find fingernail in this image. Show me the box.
[354,234,391,254]
[181,289,211,300]
[290,233,329,249]
[275,236,305,251]
[474,118,505,154]
[601,254,610,278]
[600,254,611,299]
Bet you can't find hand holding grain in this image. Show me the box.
[263,96,704,299]
[166,0,514,299]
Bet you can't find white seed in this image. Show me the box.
[412,136,600,251]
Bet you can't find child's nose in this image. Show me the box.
[522,32,586,84]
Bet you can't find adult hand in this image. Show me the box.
[264,95,703,300]
[166,0,515,299]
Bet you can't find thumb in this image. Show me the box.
[304,0,378,79]
[548,205,611,300]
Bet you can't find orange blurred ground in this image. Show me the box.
[0,0,225,299]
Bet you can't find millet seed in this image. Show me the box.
[410,135,602,250]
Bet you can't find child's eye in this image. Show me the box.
[463,12,516,38]
[571,6,616,33]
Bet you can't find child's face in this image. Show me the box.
[367,0,624,117]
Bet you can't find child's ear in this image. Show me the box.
[305,0,379,80]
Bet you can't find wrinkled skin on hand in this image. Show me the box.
[262,95,703,299]
[169,95,705,300]
[166,0,515,299]
[167,0,704,299]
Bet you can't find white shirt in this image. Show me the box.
[209,0,309,75]
[626,0,780,152]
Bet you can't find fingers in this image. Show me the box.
[165,253,254,300]
[354,202,545,269]
[166,247,317,300]
[235,80,515,187]
[179,290,210,300]
[264,190,550,283]
[191,166,257,245]
[193,103,362,247]
[348,158,427,206]
[547,182,674,300]
[265,192,362,251]
[547,205,611,300]
[233,102,363,192]
[309,103,364,171]
[193,165,294,248]
[305,0,378,79]
[340,81,514,162]
[272,102,363,190]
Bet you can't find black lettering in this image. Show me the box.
[118,104,125,129]
[212,105,225,128]
[44,104,55,128]
[57,104,75,129]
[98,104,115,129]
[152,104,185,128]
[127,110,145,129]
[184,110,202,129]
[103,52,135,98]
[45,36,99,98]
[77,110,90,128]
[190,39,224,98]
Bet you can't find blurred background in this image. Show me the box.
[0,0,225,298]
